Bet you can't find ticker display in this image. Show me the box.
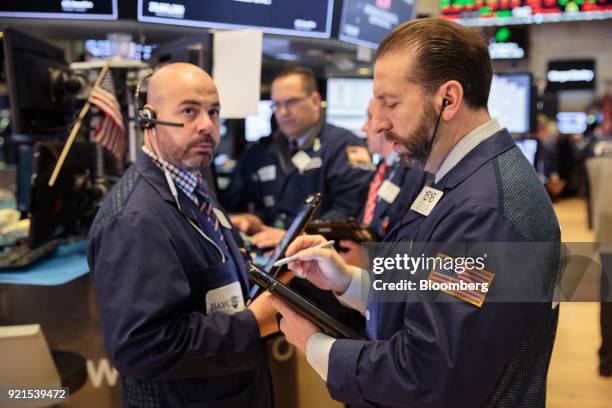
[440,0,611,26]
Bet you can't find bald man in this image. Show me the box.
[87,63,276,407]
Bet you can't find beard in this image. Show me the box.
[385,97,439,168]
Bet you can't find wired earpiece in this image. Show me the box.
[442,98,450,108]
[135,73,184,129]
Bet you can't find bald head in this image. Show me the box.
[147,62,217,107]
[143,62,222,172]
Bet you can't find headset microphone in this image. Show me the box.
[135,73,184,129]
[137,108,184,129]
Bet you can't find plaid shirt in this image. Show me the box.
[142,146,200,205]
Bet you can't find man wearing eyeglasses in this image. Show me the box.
[226,67,375,250]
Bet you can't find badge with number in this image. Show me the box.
[291,151,311,173]
[410,186,444,216]
[377,180,401,203]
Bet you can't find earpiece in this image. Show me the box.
[442,98,450,108]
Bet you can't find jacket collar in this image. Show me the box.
[433,128,516,191]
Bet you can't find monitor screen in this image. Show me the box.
[85,39,157,60]
[326,78,373,136]
[439,0,611,26]
[246,101,274,142]
[513,138,538,166]
[547,59,596,91]
[0,0,118,20]
[486,26,528,60]
[557,112,588,134]
[488,73,532,134]
[138,0,334,38]
[339,0,417,48]
[2,28,75,135]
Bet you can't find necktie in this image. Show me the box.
[362,162,390,225]
[287,139,299,163]
[195,185,229,254]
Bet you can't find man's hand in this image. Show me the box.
[339,239,370,269]
[251,226,286,250]
[230,214,263,235]
[248,291,279,337]
[270,296,320,353]
[286,235,353,295]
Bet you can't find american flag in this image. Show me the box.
[88,69,126,160]
[428,253,495,308]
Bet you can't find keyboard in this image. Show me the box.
[0,239,61,270]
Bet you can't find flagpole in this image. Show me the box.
[48,59,112,187]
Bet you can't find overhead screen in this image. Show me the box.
[440,0,611,26]
[488,73,533,134]
[339,0,417,48]
[138,0,334,38]
[326,77,373,135]
[0,0,118,20]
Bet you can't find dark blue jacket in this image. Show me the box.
[360,159,426,240]
[87,152,272,408]
[327,129,560,407]
[223,122,374,227]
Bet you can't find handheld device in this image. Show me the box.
[248,263,365,340]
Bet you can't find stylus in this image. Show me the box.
[272,240,335,267]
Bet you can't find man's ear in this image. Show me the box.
[439,80,463,121]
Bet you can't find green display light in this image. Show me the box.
[496,27,511,42]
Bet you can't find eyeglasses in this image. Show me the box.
[271,95,310,112]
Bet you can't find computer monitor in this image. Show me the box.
[28,142,98,248]
[326,77,373,136]
[2,28,75,135]
[150,35,213,72]
[138,0,334,38]
[0,0,117,20]
[245,101,274,142]
[557,112,588,134]
[338,0,417,48]
[513,138,539,167]
[488,73,534,135]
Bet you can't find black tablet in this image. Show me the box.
[306,218,379,243]
[248,264,365,340]
[247,193,321,301]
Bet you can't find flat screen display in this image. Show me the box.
[547,59,596,91]
[138,0,334,38]
[557,112,588,134]
[0,0,118,20]
[339,0,417,48]
[246,100,274,142]
[440,0,611,26]
[488,73,532,134]
[326,77,373,136]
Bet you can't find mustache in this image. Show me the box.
[383,131,401,144]
[186,134,216,149]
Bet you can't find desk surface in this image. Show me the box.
[0,240,89,286]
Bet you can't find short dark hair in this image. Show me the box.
[375,18,492,109]
[273,66,319,94]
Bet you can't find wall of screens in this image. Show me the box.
[0,0,118,20]
[440,0,611,26]
[138,0,334,38]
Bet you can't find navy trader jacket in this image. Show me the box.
[223,122,374,227]
[87,152,272,408]
[326,129,561,407]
